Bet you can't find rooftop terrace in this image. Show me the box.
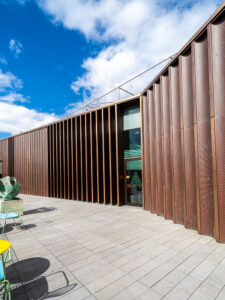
[2,195,225,299]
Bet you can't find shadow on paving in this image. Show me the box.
[23,207,57,216]
[1,253,77,299]
[0,223,37,234]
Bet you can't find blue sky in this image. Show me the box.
[0,0,222,139]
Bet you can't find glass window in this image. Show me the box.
[123,105,141,158]
[125,159,142,205]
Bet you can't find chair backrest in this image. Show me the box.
[0,200,23,216]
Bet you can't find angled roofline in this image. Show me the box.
[142,1,225,94]
[0,94,141,141]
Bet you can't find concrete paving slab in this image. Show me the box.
[2,194,225,300]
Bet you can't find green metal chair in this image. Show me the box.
[0,241,12,300]
[0,209,25,235]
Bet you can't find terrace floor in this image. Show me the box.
[2,194,225,300]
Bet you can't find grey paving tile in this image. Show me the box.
[3,194,225,300]
[111,281,148,299]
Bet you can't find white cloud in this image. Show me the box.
[0,69,22,92]
[0,93,27,103]
[0,69,58,135]
[37,0,220,112]
[0,57,7,65]
[0,101,57,135]
[9,39,23,58]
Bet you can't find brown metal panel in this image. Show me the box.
[148,89,156,213]
[140,96,144,209]
[38,130,41,196]
[211,13,225,242]
[0,140,8,177]
[39,130,42,196]
[108,107,113,205]
[75,117,80,200]
[53,125,56,198]
[38,130,41,195]
[110,106,117,205]
[90,112,94,203]
[104,108,110,204]
[45,128,49,196]
[180,51,198,229]
[95,111,100,203]
[91,112,97,202]
[142,95,151,211]
[59,122,62,198]
[80,116,84,201]
[162,75,173,220]
[80,115,86,201]
[48,126,52,197]
[86,113,91,202]
[102,109,106,204]
[115,104,124,206]
[71,118,75,200]
[63,121,66,199]
[22,134,24,194]
[56,123,59,198]
[170,64,184,225]
[97,110,103,203]
[67,120,70,199]
[85,114,88,202]
[115,104,119,206]
[42,130,44,196]
[194,34,214,236]
[34,131,37,195]
[154,83,164,216]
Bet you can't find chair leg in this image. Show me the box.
[19,216,25,230]
[2,218,6,235]
[2,280,11,300]
[13,218,17,227]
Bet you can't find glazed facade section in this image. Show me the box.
[142,6,225,242]
[47,97,141,205]
[0,97,141,206]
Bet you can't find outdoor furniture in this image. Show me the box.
[0,209,25,235]
[0,240,11,300]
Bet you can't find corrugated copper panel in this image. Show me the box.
[154,83,164,216]
[143,95,151,211]
[11,128,48,196]
[212,13,225,118]
[148,89,156,213]
[0,140,9,177]
[211,12,225,242]
[103,108,110,204]
[180,52,197,230]
[170,64,184,224]
[183,127,197,228]
[162,75,173,220]
[197,122,214,236]
[194,35,211,122]
[194,35,214,236]
[214,117,225,241]
[110,106,118,205]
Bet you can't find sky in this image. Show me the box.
[0,0,222,139]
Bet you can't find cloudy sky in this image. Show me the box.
[0,0,222,138]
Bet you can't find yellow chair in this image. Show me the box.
[0,240,11,300]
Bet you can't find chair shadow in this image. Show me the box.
[23,207,56,216]
[8,267,77,299]
[1,223,37,235]
[6,257,51,283]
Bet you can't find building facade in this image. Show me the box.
[0,3,225,242]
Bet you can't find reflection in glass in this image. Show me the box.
[126,160,142,205]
